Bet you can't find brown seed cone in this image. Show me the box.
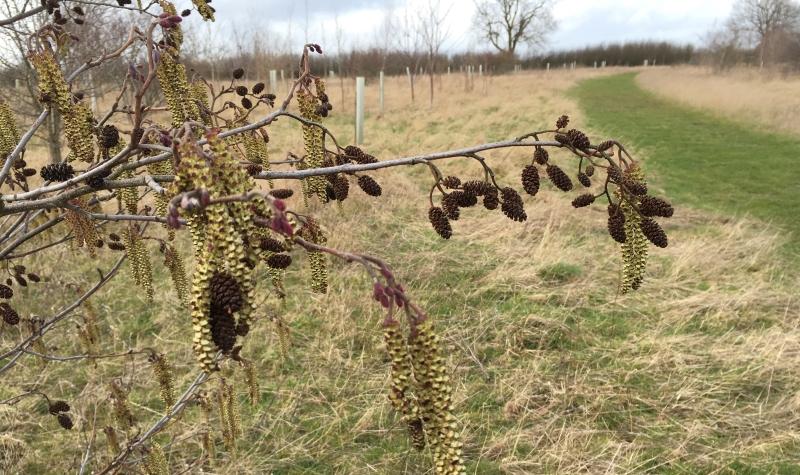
[483,189,499,210]
[556,115,569,129]
[462,180,493,196]
[533,147,549,165]
[546,164,573,192]
[608,211,626,243]
[639,196,674,218]
[521,164,540,196]
[246,164,262,176]
[441,195,460,220]
[259,237,285,253]
[209,272,243,313]
[428,207,452,239]
[554,133,570,146]
[640,218,668,248]
[108,242,126,251]
[357,175,382,196]
[596,140,614,152]
[49,400,71,414]
[40,163,74,182]
[566,128,591,150]
[449,190,477,208]
[500,187,527,222]
[407,417,426,451]
[266,253,292,269]
[269,188,294,199]
[100,125,119,149]
[607,165,623,184]
[0,284,12,299]
[442,176,461,189]
[578,172,591,188]
[57,413,74,430]
[624,179,648,196]
[209,310,237,353]
[572,193,595,208]
[585,165,595,177]
[332,174,349,201]
[1,303,19,325]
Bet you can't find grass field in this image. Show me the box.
[573,72,800,256]
[2,69,800,474]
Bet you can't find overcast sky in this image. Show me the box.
[185,0,737,54]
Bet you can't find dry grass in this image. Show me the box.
[2,69,799,474]
[637,66,800,137]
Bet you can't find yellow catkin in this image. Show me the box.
[144,441,170,475]
[156,53,199,128]
[297,89,327,201]
[618,164,649,294]
[192,0,215,21]
[190,81,212,125]
[298,218,328,294]
[117,170,138,214]
[174,131,258,371]
[123,226,154,301]
[273,316,291,360]
[150,352,176,410]
[64,199,98,256]
[109,380,135,430]
[197,392,216,464]
[0,100,20,164]
[163,244,189,306]
[384,321,426,450]
[28,51,94,162]
[217,378,240,451]
[410,320,465,475]
[241,360,260,405]
[103,426,120,456]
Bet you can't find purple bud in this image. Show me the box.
[199,189,211,207]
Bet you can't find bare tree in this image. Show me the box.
[418,1,450,106]
[474,0,555,60]
[730,0,800,68]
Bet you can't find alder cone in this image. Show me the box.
[442,176,461,189]
[462,180,492,196]
[209,310,237,353]
[608,212,626,243]
[0,284,12,299]
[266,253,292,269]
[57,413,74,430]
[571,193,595,208]
[640,218,668,248]
[332,174,349,201]
[49,401,71,414]
[578,172,591,188]
[428,207,452,239]
[483,189,499,210]
[500,187,527,222]
[357,175,382,196]
[40,163,74,182]
[546,164,573,192]
[209,272,243,313]
[533,147,549,165]
[269,189,294,199]
[1,302,19,325]
[521,165,540,196]
[639,196,674,218]
[259,237,285,253]
[566,129,590,150]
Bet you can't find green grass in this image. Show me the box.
[573,73,800,254]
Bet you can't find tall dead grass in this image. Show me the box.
[637,66,800,137]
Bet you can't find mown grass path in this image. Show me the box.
[573,72,800,254]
